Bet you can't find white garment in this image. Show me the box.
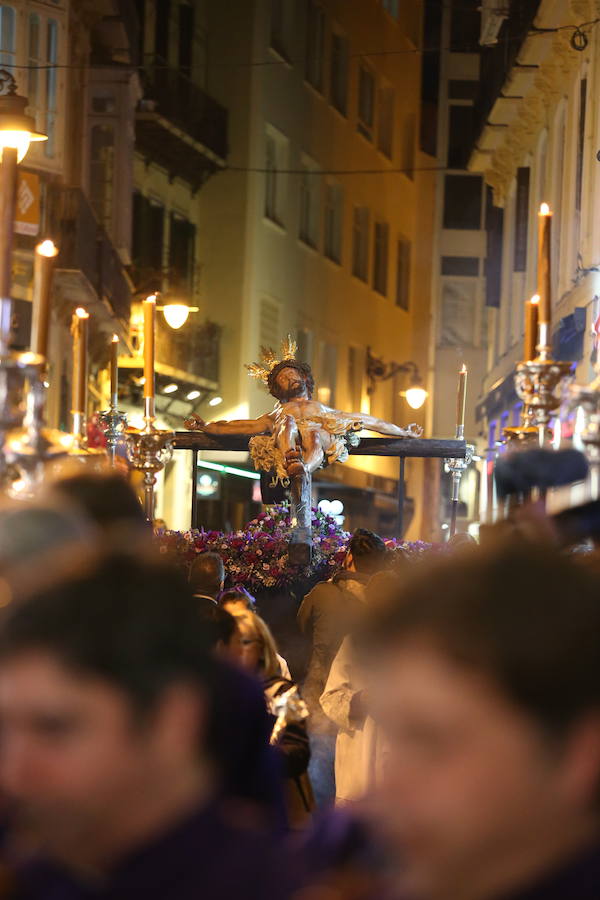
[277,652,292,680]
[320,635,385,804]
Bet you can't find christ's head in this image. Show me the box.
[267,361,315,402]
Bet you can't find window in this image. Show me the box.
[447,105,475,169]
[352,206,369,281]
[347,346,365,410]
[169,213,195,292]
[448,80,478,100]
[132,194,165,291]
[513,166,529,272]
[297,328,313,366]
[443,175,482,229]
[440,281,476,347]
[382,0,399,18]
[330,31,348,114]
[155,0,169,61]
[396,238,411,309]
[90,124,115,232]
[401,112,415,178]
[0,5,15,68]
[270,0,292,60]
[324,182,343,263]
[24,9,60,159]
[441,256,478,276]
[259,297,280,354]
[373,222,389,296]
[357,66,375,140]
[265,128,288,226]
[298,159,320,248]
[305,1,325,92]
[318,341,337,406]
[377,86,394,159]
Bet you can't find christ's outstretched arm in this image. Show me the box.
[184,412,274,436]
[336,412,422,438]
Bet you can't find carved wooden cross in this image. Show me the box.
[173,433,467,559]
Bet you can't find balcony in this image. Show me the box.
[136,60,228,191]
[45,185,132,324]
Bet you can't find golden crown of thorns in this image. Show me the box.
[246,335,298,385]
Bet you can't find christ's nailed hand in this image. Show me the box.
[184,414,207,431]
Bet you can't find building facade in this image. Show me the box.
[186,0,437,537]
[468,0,599,519]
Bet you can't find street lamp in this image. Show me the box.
[0,69,47,353]
[366,347,428,409]
[159,302,200,330]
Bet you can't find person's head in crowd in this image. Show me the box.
[447,531,477,553]
[189,552,225,600]
[235,612,280,679]
[365,542,600,900]
[0,554,218,872]
[45,473,150,549]
[345,528,387,575]
[219,586,257,616]
[153,517,167,532]
[198,603,242,663]
[0,502,97,597]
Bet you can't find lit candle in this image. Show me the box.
[110,334,119,407]
[524,295,539,362]
[143,295,156,402]
[71,307,89,415]
[537,203,552,326]
[30,239,59,359]
[457,364,468,431]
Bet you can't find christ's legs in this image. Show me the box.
[275,415,305,477]
[301,428,326,474]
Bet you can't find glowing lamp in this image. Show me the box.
[405,385,428,409]
[162,303,190,329]
[208,396,223,407]
[0,75,47,161]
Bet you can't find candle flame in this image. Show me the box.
[460,364,467,374]
[36,239,59,258]
[539,202,551,216]
[74,307,89,319]
[530,294,540,304]
[111,334,119,343]
[144,294,157,304]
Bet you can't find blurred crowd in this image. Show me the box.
[0,471,596,898]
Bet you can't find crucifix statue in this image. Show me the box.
[184,338,422,560]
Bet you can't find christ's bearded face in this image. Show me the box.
[273,367,308,401]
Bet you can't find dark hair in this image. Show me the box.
[196,601,239,649]
[267,360,315,401]
[219,587,256,611]
[49,473,148,532]
[0,555,214,716]
[368,543,600,740]
[349,528,387,574]
[189,552,225,599]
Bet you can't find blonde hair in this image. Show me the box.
[235,611,280,679]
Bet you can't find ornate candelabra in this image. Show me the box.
[98,405,128,466]
[3,354,71,496]
[125,398,174,521]
[513,324,572,447]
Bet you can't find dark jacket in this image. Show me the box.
[14,801,301,900]
[297,571,370,734]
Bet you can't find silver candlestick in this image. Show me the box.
[514,325,572,446]
[3,355,71,497]
[125,398,174,521]
[565,373,600,498]
[444,425,474,537]
[98,405,128,466]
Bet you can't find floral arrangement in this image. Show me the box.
[157,504,439,592]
